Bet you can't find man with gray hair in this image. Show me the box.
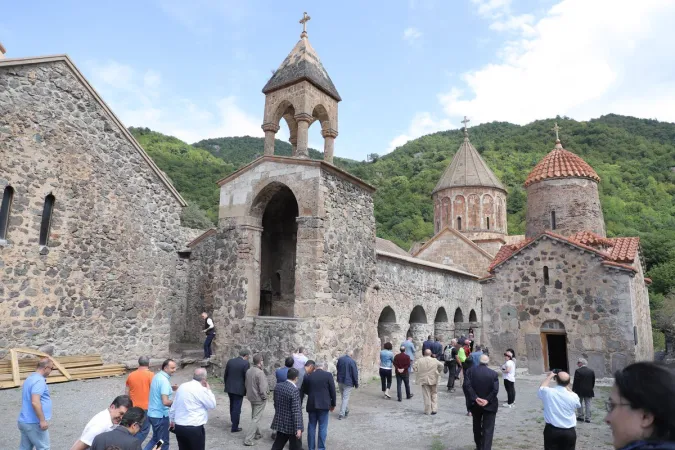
[169,368,216,450]
[572,357,595,423]
[336,350,359,420]
[244,354,269,446]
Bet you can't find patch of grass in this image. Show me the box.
[430,435,445,450]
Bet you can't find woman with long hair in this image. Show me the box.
[605,362,675,449]
[501,349,516,408]
[379,342,395,399]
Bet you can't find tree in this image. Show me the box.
[181,203,214,229]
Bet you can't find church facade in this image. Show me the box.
[0,20,653,377]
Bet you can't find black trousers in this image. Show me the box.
[174,424,205,450]
[395,374,411,400]
[379,368,392,391]
[228,393,244,430]
[504,379,516,404]
[446,361,457,389]
[544,423,576,450]
[203,333,214,358]
[471,406,496,450]
[271,431,302,450]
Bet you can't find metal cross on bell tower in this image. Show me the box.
[299,12,311,38]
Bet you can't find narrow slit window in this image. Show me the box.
[543,266,550,286]
[486,217,490,230]
[39,194,55,246]
[551,211,556,230]
[457,217,462,230]
[0,186,14,240]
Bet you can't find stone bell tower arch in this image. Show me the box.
[261,12,341,163]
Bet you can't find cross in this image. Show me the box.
[299,12,311,35]
[461,116,470,137]
[552,122,561,141]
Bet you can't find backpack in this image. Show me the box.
[443,345,454,361]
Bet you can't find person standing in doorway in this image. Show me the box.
[125,356,154,444]
[379,342,394,399]
[200,312,215,360]
[572,358,595,423]
[401,336,416,373]
[464,355,499,450]
[444,339,459,392]
[539,371,581,450]
[302,361,336,450]
[243,354,268,446]
[170,368,217,450]
[393,346,413,401]
[336,350,359,420]
[143,360,177,450]
[413,349,444,415]
[17,357,54,450]
[271,368,304,450]
[501,350,516,408]
[223,350,250,433]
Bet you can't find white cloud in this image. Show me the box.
[439,0,675,126]
[471,0,512,18]
[87,60,262,144]
[403,27,423,42]
[387,112,454,153]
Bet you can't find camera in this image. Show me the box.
[552,368,561,374]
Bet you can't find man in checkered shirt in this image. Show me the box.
[271,368,304,450]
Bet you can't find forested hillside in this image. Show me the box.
[130,115,675,320]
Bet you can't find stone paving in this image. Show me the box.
[0,367,615,450]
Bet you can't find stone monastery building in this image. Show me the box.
[0,21,652,377]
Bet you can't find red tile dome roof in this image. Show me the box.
[524,140,600,187]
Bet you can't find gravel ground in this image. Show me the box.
[1,366,614,450]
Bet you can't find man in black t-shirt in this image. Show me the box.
[444,339,459,392]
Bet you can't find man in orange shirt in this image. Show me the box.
[125,355,154,444]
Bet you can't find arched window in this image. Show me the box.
[543,266,550,286]
[457,217,462,230]
[551,211,556,230]
[39,194,55,246]
[486,217,490,230]
[0,186,14,240]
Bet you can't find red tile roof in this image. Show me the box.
[524,141,600,187]
[568,231,614,248]
[606,237,640,263]
[488,238,533,271]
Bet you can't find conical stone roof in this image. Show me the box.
[433,134,506,194]
[262,35,341,101]
[524,140,600,187]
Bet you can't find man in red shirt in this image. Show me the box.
[125,356,154,444]
[393,346,414,402]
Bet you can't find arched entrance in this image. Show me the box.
[434,307,450,341]
[258,184,299,317]
[377,306,398,346]
[453,307,463,323]
[469,309,477,322]
[407,306,429,356]
[541,320,568,372]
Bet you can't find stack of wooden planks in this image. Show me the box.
[0,348,126,389]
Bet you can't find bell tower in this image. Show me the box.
[260,12,341,163]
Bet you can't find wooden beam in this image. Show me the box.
[11,348,72,380]
[10,349,20,387]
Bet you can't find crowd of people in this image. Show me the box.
[13,317,675,450]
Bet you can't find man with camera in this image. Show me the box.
[538,369,582,450]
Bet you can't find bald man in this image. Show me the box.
[413,349,444,415]
[170,368,216,450]
[538,371,581,450]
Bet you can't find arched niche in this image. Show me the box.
[469,309,478,322]
[377,306,399,346]
[453,307,464,323]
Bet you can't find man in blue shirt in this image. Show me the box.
[538,371,581,450]
[18,358,54,450]
[276,357,295,383]
[401,337,416,373]
[144,359,177,450]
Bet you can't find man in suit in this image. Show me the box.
[422,335,434,354]
[464,354,499,450]
[432,336,443,360]
[271,368,304,450]
[302,361,336,450]
[401,337,416,373]
[413,349,444,415]
[572,357,596,423]
[223,349,250,433]
[335,350,358,420]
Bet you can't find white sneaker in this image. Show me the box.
[502,403,512,408]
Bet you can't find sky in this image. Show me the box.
[3,0,675,161]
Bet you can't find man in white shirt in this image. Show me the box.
[538,371,581,450]
[169,368,216,450]
[70,395,133,450]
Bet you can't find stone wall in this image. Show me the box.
[433,187,507,235]
[0,61,184,361]
[180,233,217,345]
[630,260,654,360]
[526,178,605,238]
[482,235,641,377]
[366,253,483,372]
[414,228,493,276]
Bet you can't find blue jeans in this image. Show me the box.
[18,422,50,450]
[144,416,169,450]
[135,413,151,444]
[307,410,329,450]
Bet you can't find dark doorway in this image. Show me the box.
[259,185,298,317]
[546,334,568,372]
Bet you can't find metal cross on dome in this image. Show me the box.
[300,12,311,36]
[552,122,561,141]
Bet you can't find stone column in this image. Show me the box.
[294,113,312,159]
[289,137,298,157]
[261,123,279,156]
[322,128,338,164]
